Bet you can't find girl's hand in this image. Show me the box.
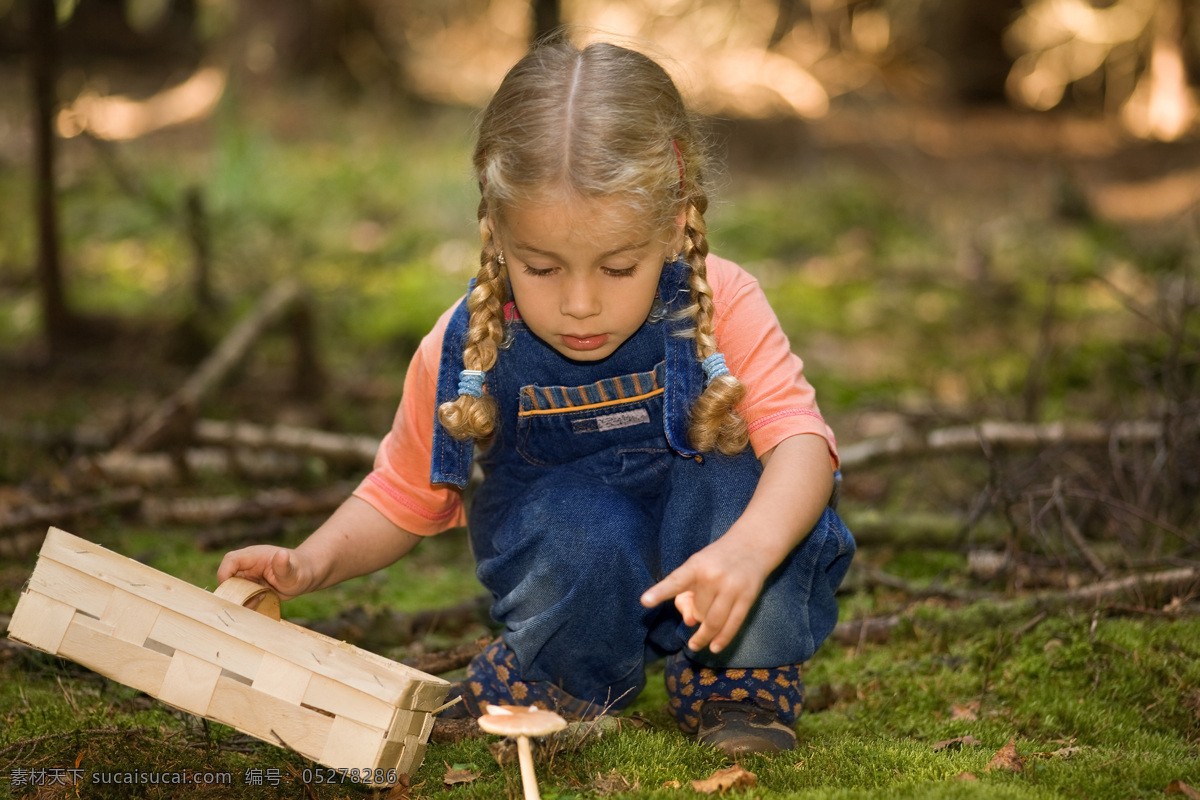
[640,533,772,654]
[642,435,836,656]
[217,545,319,602]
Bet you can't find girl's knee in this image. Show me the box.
[477,475,656,629]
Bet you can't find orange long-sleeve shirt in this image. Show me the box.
[353,254,838,535]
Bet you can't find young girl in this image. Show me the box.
[219,38,854,756]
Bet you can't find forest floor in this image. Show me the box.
[0,66,1198,799]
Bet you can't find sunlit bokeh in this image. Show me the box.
[396,0,875,118]
[56,66,226,141]
[36,0,1200,142]
[1006,0,1196,140]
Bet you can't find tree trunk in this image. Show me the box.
[30,0,69,356]
[531,0,561,44]
[930,0,1023,104]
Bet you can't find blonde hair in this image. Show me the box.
[438,38,749,455]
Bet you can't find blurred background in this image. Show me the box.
[0,0,1198,620]
[0,5,1198,793]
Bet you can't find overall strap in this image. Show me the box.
[432,263,706,484]
[430,286,476,488]
[659,259,704,458]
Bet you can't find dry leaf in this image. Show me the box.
[383,773,411,800]
[443,762,479,786]
[691,765,757,794]
[591,769,636,794]
[953,772,978,782]
[986,738,1024,773]
[950,702,979,721]
[1167,780,1200,799]
[663,779,682,789]
[932,735,983,751]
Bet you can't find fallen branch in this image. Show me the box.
[831,566,1200,645]
[303,594,494,650]
[123,278,309,452]
[0,487,143,535]
[141,483,353,525]
[195,518,290,552]
[1,484,350,547]
[841,509,1008,547]
[401,638,489,675]
[194,419,378,466]
[75,447,310,487]
[431,717,482,743]
[852,563,996,602]
[0,421,112,453]
[840,419,1163,470]
[1040,566,1199,608]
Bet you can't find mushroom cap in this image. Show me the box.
[477,703,568,737]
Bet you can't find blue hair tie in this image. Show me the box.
[702,353,730,383]
[457,369,486,398]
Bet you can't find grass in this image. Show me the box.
[3,583,1197,798]
[2,71,1199,798]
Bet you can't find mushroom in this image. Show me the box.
[477,703,568,800]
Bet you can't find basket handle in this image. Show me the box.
[214,577,282,621]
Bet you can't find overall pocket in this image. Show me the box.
[516,362,666,466]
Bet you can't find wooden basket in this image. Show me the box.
[5,527,450,784]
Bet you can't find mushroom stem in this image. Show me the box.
[516,735,540,800]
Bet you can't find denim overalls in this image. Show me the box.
[431,259,855,730]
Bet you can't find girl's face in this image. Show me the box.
[490,191,683,362]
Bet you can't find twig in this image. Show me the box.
[840,508,1007,547]
[853,563,996,602]
[1095,272,1200,350]
[1055,487,1198,549]
[1052,478,1109,577]
[122,279,308,452]
[1036,567,1199,608]
[830,566,1200,644]
[284,761,322,800]
[303,595,494,650]
[401,639,489,675]
[194,419,378,466]
[1022,273,1060,422]
[75,447,309,487]
[1012,611,1048,639]
[0,727,154,758]
[141,483,352,526]
[839,419,1163,470]
[0,488,143,536]
[195,518,289,552]
[185,186,216,311]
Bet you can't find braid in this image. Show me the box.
[681,197,750,456]
[436,210,507,441]
[460,39,749,453]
